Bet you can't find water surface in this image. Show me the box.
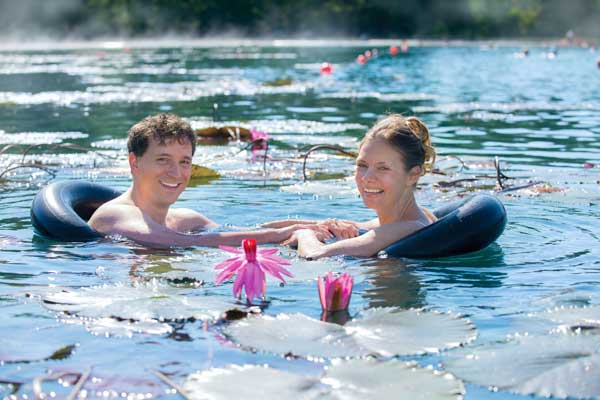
[1,41,600,399]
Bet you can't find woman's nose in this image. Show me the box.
[361,168,376,182]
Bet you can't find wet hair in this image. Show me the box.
[127,113,196,157]
[360,114,436,175]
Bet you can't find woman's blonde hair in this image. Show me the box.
[360,114,435,175]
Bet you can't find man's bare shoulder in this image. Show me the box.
[167,208,217,232]
[88,197,142,234]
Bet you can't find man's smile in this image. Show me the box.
[159,180,182,189]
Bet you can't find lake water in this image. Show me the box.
[1,40,600,399]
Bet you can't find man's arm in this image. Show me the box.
[89,204,326,248]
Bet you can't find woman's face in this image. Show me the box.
[355,138,421,212]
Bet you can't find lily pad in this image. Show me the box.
[61,315,174,337]
[443,333,600,399]
[190,164,220,179]
[223,308,475,358]
[183,365,323,400]
[42,282,245,322]
[264,78,293,87]
[324,358,465,400]
[224,313,367,358]
[534,305,600,330]
[182,360,464,400]
[345,308,477,356]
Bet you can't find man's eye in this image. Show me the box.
[356,164,367,169]
[157,158,168,163]
[378,166,390,171]
[181,160,191,166]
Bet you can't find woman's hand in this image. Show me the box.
[281,227,331,247]
[322,219,359,239]
[278,224,332,244]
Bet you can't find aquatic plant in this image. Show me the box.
[223,308,476,359]
[318,272,353,312]
[214,238,293,303]
[249,127,269,166]
[183,360,464,400]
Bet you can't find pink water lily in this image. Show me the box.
[249,128,269,161]
[318,272,353,312]
[214,238,292,302]
[250,128,269,144]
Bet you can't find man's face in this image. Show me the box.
[129,137,193,208]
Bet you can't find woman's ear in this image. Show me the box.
[408,165,422,186]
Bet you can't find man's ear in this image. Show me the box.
[128,152,138,175]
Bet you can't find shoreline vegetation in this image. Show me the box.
[0,0,598,43]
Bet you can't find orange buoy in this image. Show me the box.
[389,45,399,56]
[356,54,366,64]
[320,62,333,74]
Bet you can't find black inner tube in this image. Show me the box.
[31,182,506,258]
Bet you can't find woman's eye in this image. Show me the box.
[356,163,367,169]
[157,158,168,163]
[378,166,390,171]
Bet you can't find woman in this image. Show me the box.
[282,114,437,259]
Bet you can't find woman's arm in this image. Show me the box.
[354,218,380,230]
[289,220,426,259]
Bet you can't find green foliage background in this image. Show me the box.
[0,0,599,39]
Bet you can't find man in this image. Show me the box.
[89,113,329,247]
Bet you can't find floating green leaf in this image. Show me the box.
[223,308,475,358]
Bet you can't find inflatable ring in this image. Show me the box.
[383,195,507,258]
[31,182,506,256]
[31,181,120,241]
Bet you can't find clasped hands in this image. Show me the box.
[282,219,359,246]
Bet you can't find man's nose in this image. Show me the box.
[167,162,182,177]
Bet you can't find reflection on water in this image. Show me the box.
[1,42,600,399]
[362,258,425,309]
[363,244,507,309]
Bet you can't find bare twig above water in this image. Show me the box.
[66,367,92,400]
[0,163,57,181]
[33,371,82,400]
[0,142,116,185]
[300,144,357,181]
[494,156,512,190]
[151,369,193,400]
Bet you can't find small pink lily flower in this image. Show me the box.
[250,128,269,144]
[214,238,292,302]
[318,272,353,312]
[249,128,269,161]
